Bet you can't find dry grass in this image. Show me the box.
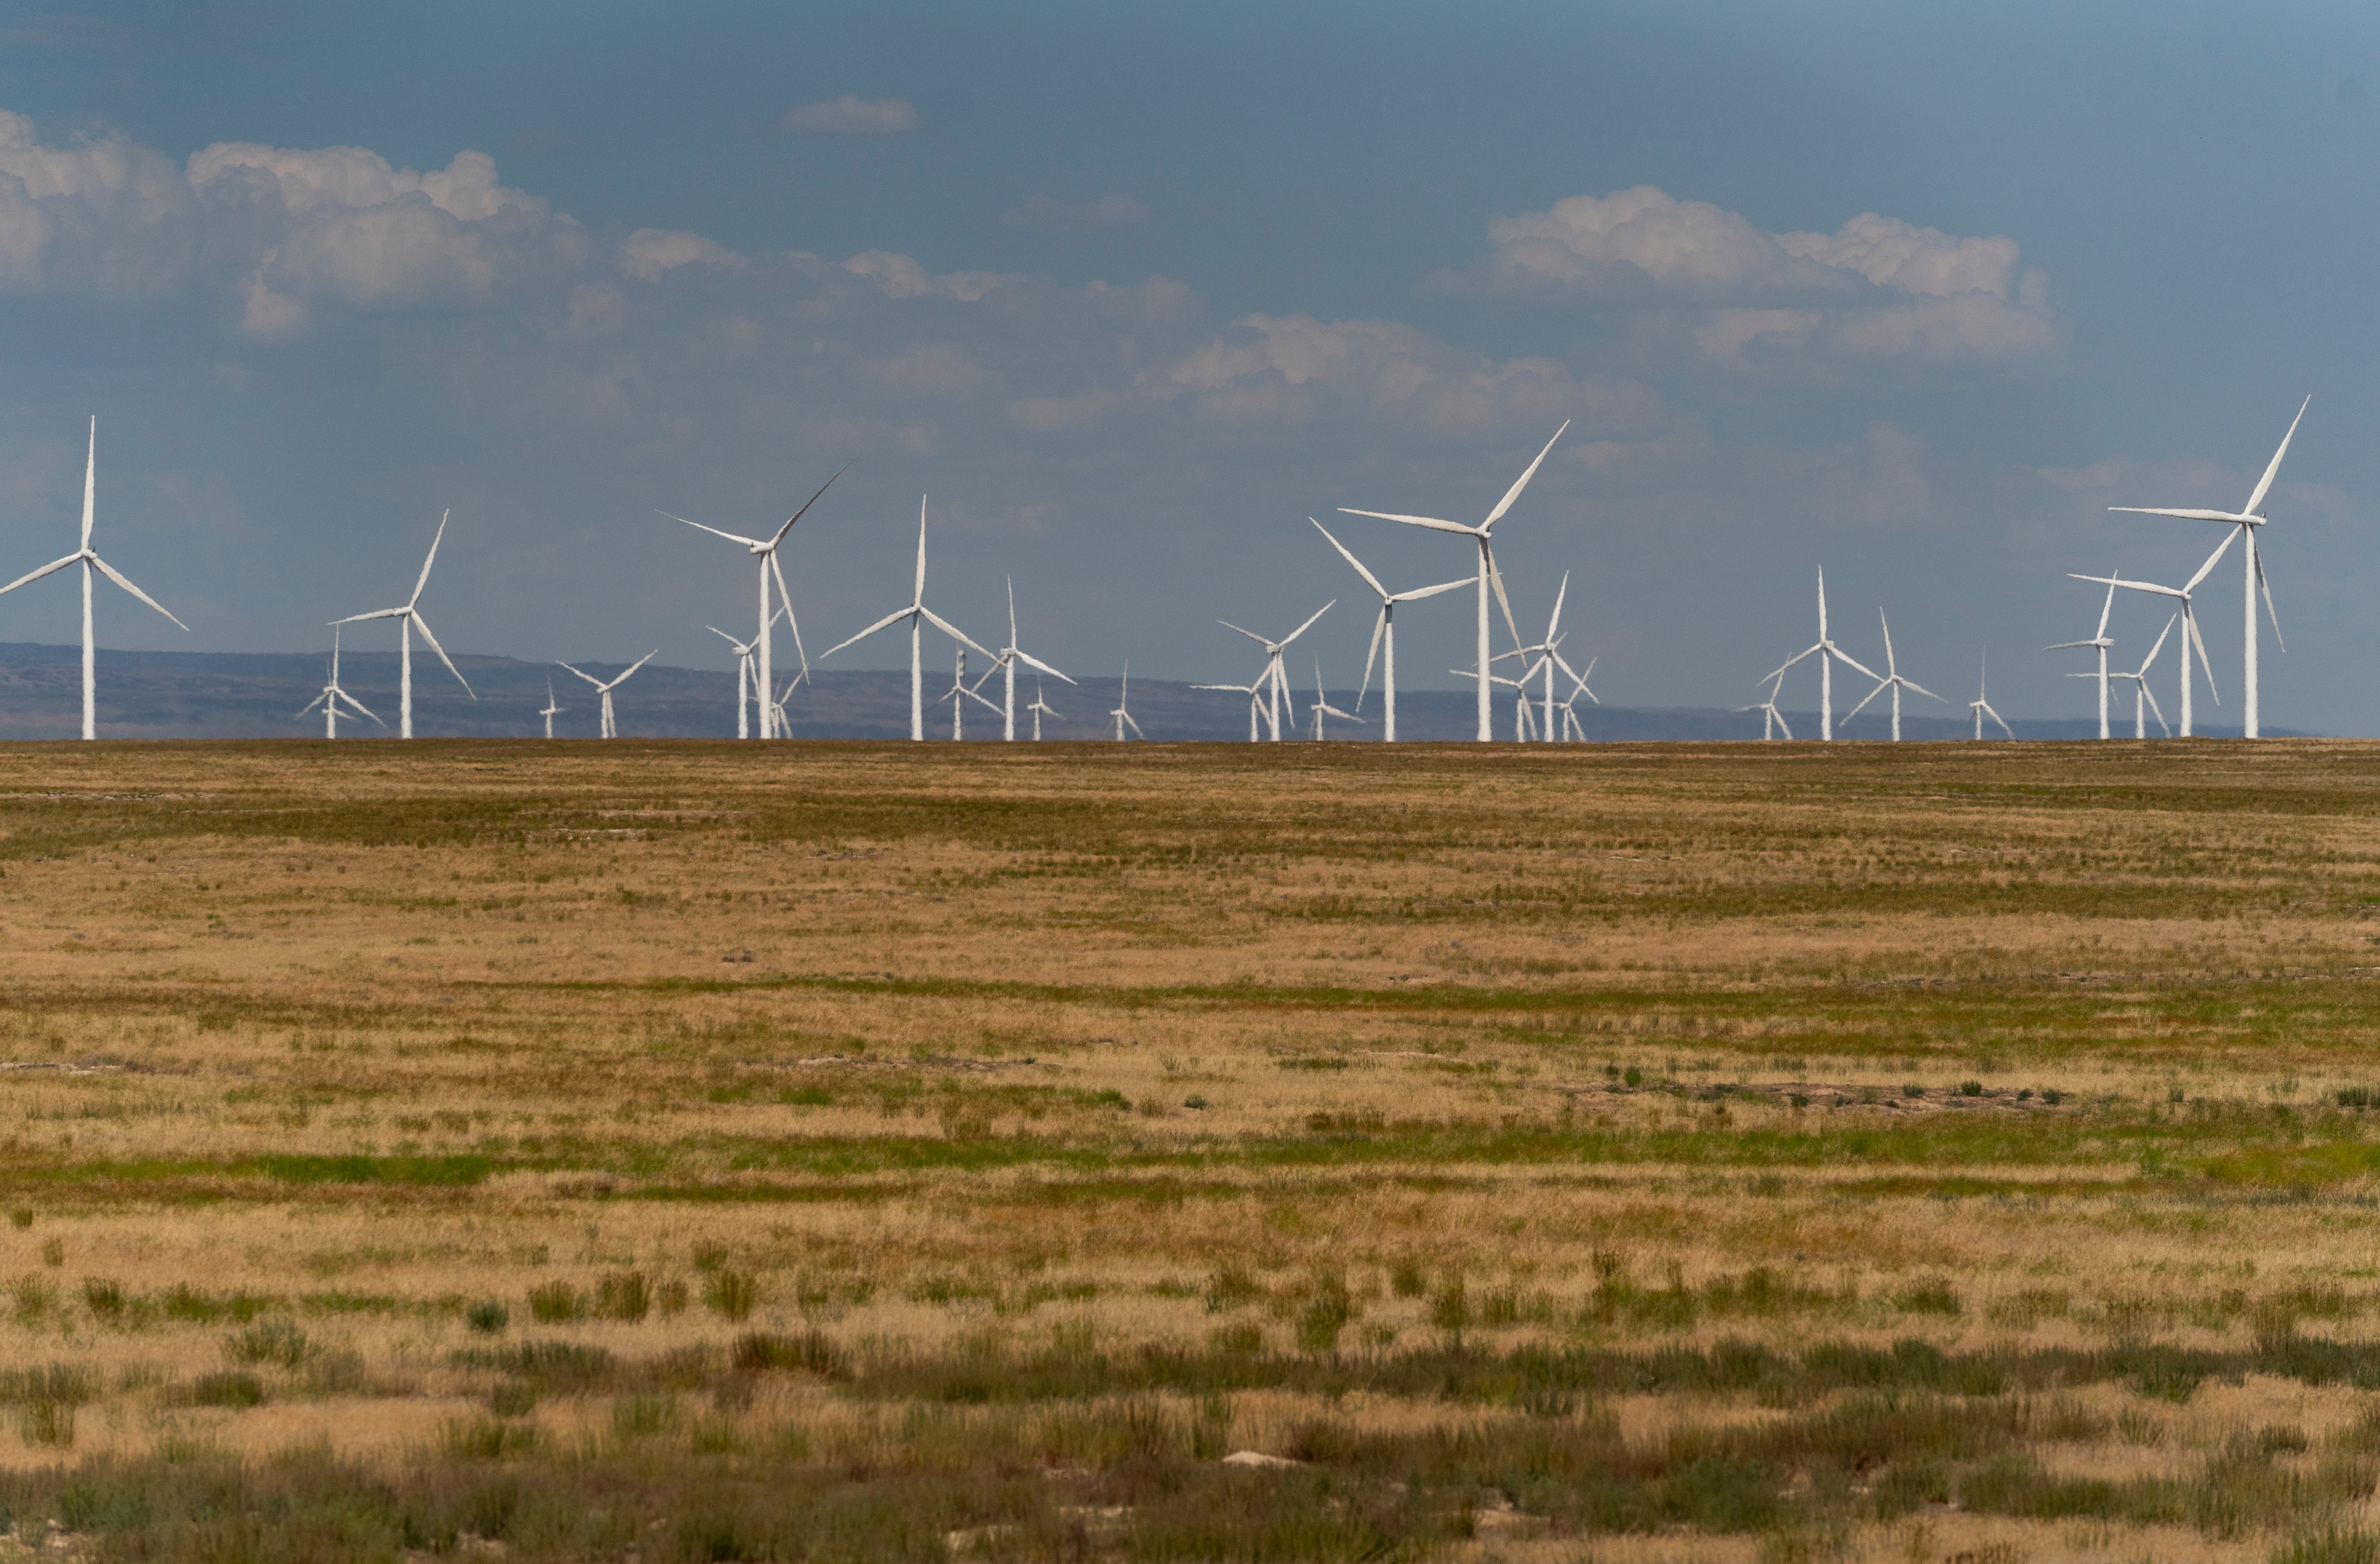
[1,736,2379,1561]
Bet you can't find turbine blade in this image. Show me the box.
[1827,647,1880,683]
[1216,620,1270,645]
[409,614,474,696]
[1902,679,1944,703]
[1482,421,1569,528]
[1765,644,1822,683]
[707,625,744,649]
[1013,649,1073,683]
[2183,527,2240,593]
[2108,506,2254,522]
[2139,614,2175,675]
[769,551,810,681]
[2141,684,2169,736]
[557,661,605,689]
[2241,395,2310,516]
[333,607,407,623]
[1357,608,1385,712]
[1843,680,1887,721]
[1391,576,1478,604]
[1280,600,1334,645]
[609,650,658,688]
[89,554,188,630]
[337,689,384,724]
[663,513,765,548]
[918,606,993,658]
[913,495,928,601]
[822,606,914,658]
[80,417,95,550]
[770,464,848,547]
[297,692,328,718]
[0,554,83,596]
[2186,610,2220,703]
[411,510,450,607]
[2256,548,2284,652]
[1484,544,1522,648]
[1335,508,1478,536]
[1545,571,1569,641]
[1309,518,1387,599]
[1987,704,2013,740]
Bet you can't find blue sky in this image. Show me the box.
[0,0,2372,731]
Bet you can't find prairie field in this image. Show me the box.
[3,737,2380,1564]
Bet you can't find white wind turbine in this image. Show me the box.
[557,652,656,739]
[1552,652,1598,742]
[2067,532,2231,739]
[1217,603,1332,741]
[539,677,564,740]
[1491,572,1575,742]
[1764,570,1879,742]
[822,497,990,741]
[1968,651,2013,740]
[1339,421,1568,742]
[973,579,1073,740]
[0,418,188,739]
[943,647,999,740]
[1306,658,1366,740]
[333,510,473,739]
[296,626,382,739]
[1025,679,1062,741]
[1109,663,1143,740]
[2110,614,2177,740]
[1309,518,1472,744]
[1842,609,1943,741]
[2048,576,2118,740]
[660,469,838,739]
[768,675,797,739]
[1738,671,1792,741]
[2108,397,2304,738]
[708,624,761,739]
[1455,660,1547,740]
[1190,678,1266,742]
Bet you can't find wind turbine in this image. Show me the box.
[1738,672,1792,741]
[539,677,564,740]
[1109,663,1143,740]
[557,652,656,739]
[1968,651,2013,740]
[2108,397,2304,738]
[1306,658,1366,740]
[1455,662,1547,740]
[1309,518,1472,744]
[1217,603,1332,741]
[1491,572,1574,742]
[1339,421,1568,741]
[2110,615,2177,740]
[708,624,761,739]
[296,625,382,739]
[0,418,188,739]
[2048,576,2118,739]
[943,647,999,740]
[1764,570,1879,741]
[1842,609,1943,741]
[1191,678,1266,741]
[1552,652,1598,741]
[333,510,473,739]
[973,579,1073,740]
[2067,533,2231,738]
[822,496,991,741]
[660,469,838,739]
[1025,679,1062,741]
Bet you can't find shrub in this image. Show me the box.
[1389,1258,1428,1298]
[19,1400,71,1448]
[703,1270,757,1322]
[1959,1080,1984,1097]
[1296,1276,1355,1355]
[466,1300,509,1335]
[1892,1280,1962,1316]
[595,1272,650,1323]
[190,1372,266,1408]
[527,1282,583,1323]
[226,1321,311,1368]
[1431,1279,1472,1334]
[732,1330,843,1376]
[488,1382,536,1418]
[81,1278,124,1319]
[610,1395,677,1440]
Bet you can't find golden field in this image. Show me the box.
[1,737,2380,1563]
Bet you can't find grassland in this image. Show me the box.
[2,736,2380,1564]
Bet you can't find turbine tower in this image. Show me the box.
[1339,422,1568,741]
[557,652,656,739]
[1764,570,1878,741]
[539,677,564,739]
[1109,663,1143,740]
[2049,576,2118,739]
[2109,397,2304,738]
[1309,518,1471,743]
[0,418,188,739]
[333,511,474,739]
[296,626,382,739]
[708,624,761,739]
[822,497,990,741]
[661,468,838,739]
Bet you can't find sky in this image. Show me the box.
[0,0,2372,732]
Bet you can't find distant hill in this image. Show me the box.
[0,642,2287,741]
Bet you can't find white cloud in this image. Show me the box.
[840,249,1018,302]
[1433,185,2058,375]
[1007,193,1151,231]
[619,228,745,282]
[784,95,920,135]
[188,143,545,221]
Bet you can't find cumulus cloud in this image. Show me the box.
[840,250,1017,302]
[619,228,745,282]
[1432,185,2057,375]
[1006,193,1151,231]
[784,95,920,134]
